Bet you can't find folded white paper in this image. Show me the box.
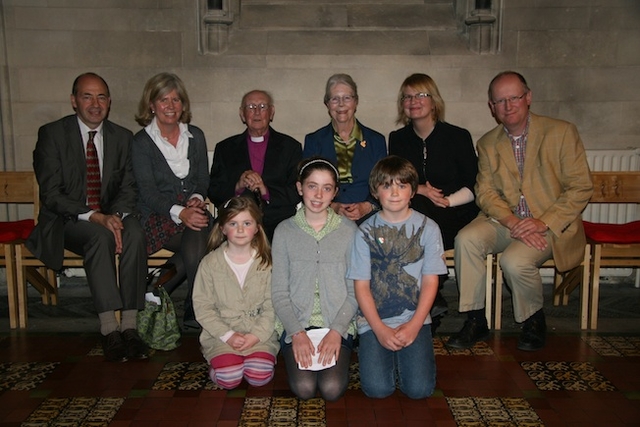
[297,328,337,371]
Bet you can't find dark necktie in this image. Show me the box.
[86,130,101,210]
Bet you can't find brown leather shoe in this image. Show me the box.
[101,331,128,363]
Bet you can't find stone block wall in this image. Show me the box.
[0,0,638,177]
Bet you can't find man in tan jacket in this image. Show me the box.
[448,71,593,351]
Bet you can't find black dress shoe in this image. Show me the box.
[121,329,150,359]
[430,291,449,318]
[446,317,490,349]
[517,315,547,352]
[102,331,128,362]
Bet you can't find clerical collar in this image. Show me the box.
[250,135,265,143]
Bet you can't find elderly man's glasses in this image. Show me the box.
[491,92,528,107]
[328,95,356,105]
[401,92,431,103]
[244,103,270,111]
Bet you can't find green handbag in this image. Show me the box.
[137,286,181,351]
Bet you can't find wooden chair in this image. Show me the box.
[492,250,590,330]
[7,171,84,328]
[0,172,39,328]
[443,249,498,329]
[491,170,640,331]
[7,169,212,328]
[583,171,640,329]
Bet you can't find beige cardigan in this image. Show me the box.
[193,242,280,361]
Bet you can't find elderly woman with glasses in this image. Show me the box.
[388,73,480,327]
[208,89,302,242]
[303,74,387,223]
[132,72,213,329]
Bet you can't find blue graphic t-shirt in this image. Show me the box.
[346,210,447,334]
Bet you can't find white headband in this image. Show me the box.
[299,159,339,180]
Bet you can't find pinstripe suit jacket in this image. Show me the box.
[475,113,593,271]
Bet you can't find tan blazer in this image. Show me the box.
[475,113,594,271]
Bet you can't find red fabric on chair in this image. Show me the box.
[0,219,35,242]
[583,220,640,244]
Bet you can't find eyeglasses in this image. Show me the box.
[244,103,270,111]
[401,92,431,103]
[491,92,528,107]
[328,95,356,105]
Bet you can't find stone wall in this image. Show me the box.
[0,0,639,175]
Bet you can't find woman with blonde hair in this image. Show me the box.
[132,72,212,329]
[388,73,479,328]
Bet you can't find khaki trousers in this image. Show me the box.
[454,215,553,323]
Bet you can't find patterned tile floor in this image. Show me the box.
[0,277,639,426]
[1,332,639,426]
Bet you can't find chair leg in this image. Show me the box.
[579,245,590,330]
[589,245,602,330]
[494,254,503,330]
[46,268,58,305]
[485,253,493,328]
[552,269,567,306]
[4,244,18,329]
[14,245,29,329]
[563,267,584,303]
[552,269,564,306]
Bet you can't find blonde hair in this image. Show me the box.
[135,72,192,126]
[395,73,445,126]
[208,196,272,269]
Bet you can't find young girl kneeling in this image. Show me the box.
[271,157,359,401]
[193,196,279,389]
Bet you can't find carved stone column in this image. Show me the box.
[198,0,238,55]
[457,0,502,54]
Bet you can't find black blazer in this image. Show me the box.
[208,127,302,239]
[26,115,137,270]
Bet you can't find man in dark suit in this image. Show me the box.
[27,72,148,362]
[208,89,302,241]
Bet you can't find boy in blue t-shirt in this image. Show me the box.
[347,155,447,399]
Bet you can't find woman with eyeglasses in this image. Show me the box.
[388,73,480,329]
[132,72,213,329]
[208,89,302,242]
[303,74,387,223]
